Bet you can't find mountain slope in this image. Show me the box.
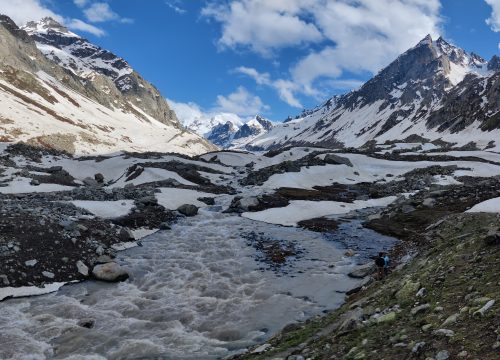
[248,36,500,151]
[0,15,215,155]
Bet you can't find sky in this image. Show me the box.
[0,0,500,126]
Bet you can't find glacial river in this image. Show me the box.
[0,199,396,359]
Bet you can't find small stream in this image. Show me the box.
[0,198,397,360]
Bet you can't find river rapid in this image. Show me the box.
[0,196,396,359]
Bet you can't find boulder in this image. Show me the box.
[82,177,99,187]
[238,196,260,211]
[76,260,89,276]
[94,173,105,183]
[92,262,129,282]
[177,204,199,217]
[323,154,353,167]
[119,227,135,242]
[376,311,396,323]
[348,263,375,278]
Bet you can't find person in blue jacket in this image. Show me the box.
[383,252,390,276]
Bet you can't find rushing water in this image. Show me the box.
[0,198,397,360]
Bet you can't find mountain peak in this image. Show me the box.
[23,17,77,38]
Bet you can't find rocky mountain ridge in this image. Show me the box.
[0,15,215,155]
[246,35,500,152]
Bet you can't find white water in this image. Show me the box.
[0,198,394,359]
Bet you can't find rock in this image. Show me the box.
[396,280,421,301]
[348,263,375,278]
[442,313,459,326]
[251,343,271,354]
[82,177,99,187]
[94,173,105,183]
[422,198,436,207]
[422,324,433,332]
[159,222,171,230]
[77,318,95,329]
[25,259,37,267]
[47,166,63,173]
[344,249,356,257]
[30,179,40,186]
[432,329,455,337]
[412,342,426,354]
[473,299,495,317]
[411,303,431,316]
[76,260,89,276]
[92,262,129,282]
[177,204,198,217]
[138,196,157,206]
[198,197,215,206]
[287,356,305,360]
[0,274,10,286]
[457,351,468,358]
[416,287,427,297]
[42,271,55,279]
[238,196,260,211]
[323,154,353,167]
[119,227,135,242]
[484,230,500,246]
[435,350,450,360]
[401,205,416,214]
[376,311,396,323]
[95,255,113,264]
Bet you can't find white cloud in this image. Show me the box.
[73,0,89,8]
[234,66,303,108]
[0,0,63,25]
[214,86,268,116]
[165,1,186,14]
[67,18,105,37]
[485,0,500,31]
[83,2,132,24]
[84,2,118,22]
[201,0,323,56]
[205,0,443,106]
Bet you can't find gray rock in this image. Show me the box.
[411,303,431,316]
[435,350,450,360]
[416,287,427,297]
[323,154,353,167]
[402,205,416,214]
[348,263,375,278]
[177,204,198,217]
[422,198,436,207]
[76,260,89,276]
[238,196,260,211]
[25,259,38,267]
[30,179,40,186]
[92,262,129,282]
[94,173,104,183]
[42,271,55,279]
[119,227,135,242]
[433,329,454,337]
[412,342,426,354]
[83,177,99,187]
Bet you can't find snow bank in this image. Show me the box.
[242,196,397,226]
[466,197,500,213]
[0,282,68,302]
[70,200,135,219]
[156,188,218,210]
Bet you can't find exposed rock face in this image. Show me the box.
[245,36,500,151]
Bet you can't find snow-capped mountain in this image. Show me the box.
[248,35,500,151]
[206,115,275,149]
[0,15,215,155]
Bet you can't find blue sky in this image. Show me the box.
[2,0,500,124]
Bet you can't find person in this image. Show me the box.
[375,252,385,280]
[383,252,390,276]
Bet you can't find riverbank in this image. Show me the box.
[234,212,500,359]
